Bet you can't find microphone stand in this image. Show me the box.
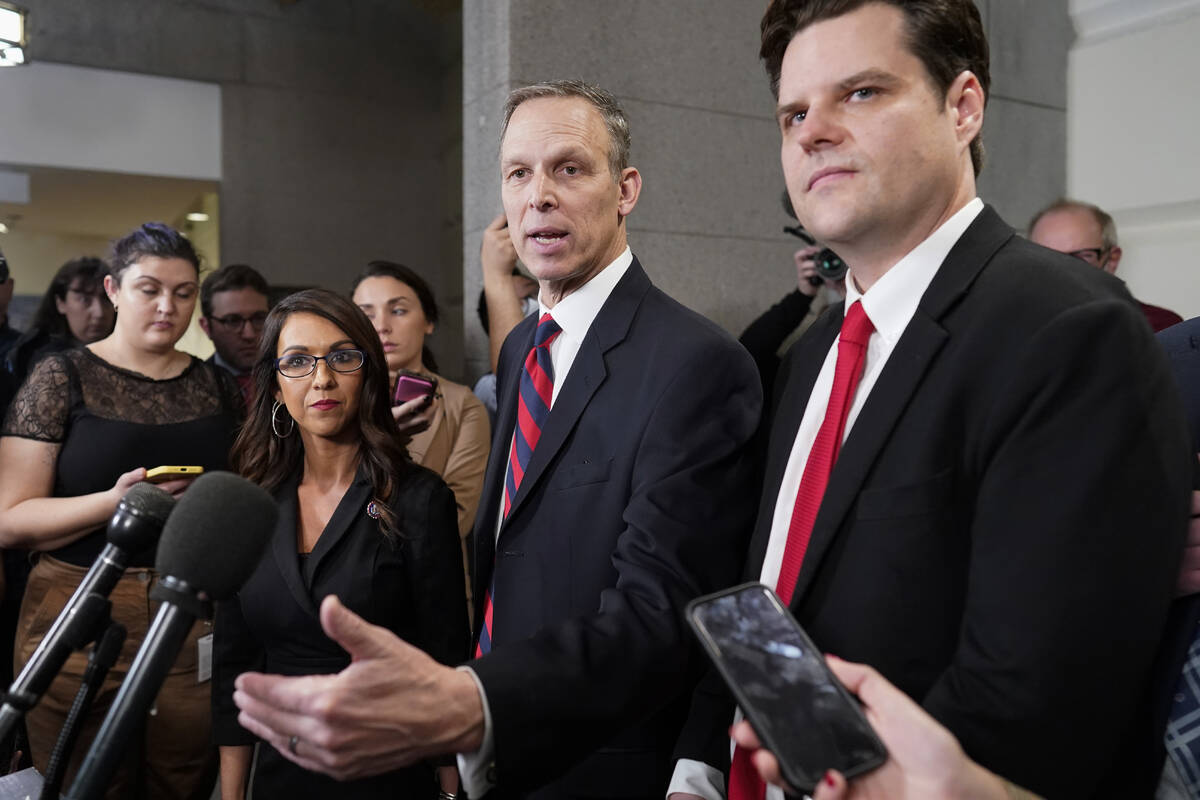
[0,593,110,743]
[39,621,126,800]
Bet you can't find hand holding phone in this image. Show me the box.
[686,583,886,795]
[393,370,437,406]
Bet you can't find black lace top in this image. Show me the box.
[2,348,244,567]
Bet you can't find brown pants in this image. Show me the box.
[15,555,215,800]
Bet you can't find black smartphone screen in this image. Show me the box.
[688,583,886,793]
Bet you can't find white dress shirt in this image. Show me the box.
[666,198,984,800]
[458,246,633,797]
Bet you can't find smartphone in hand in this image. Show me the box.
[687,582,887,794]
[393,371,437,406]
[145,466,204,484]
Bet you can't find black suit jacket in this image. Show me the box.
[469,258,762,798]
[677,207,1192,799]
[1150,319,1200,782]
[213,464,468,798]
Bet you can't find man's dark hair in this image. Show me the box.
[760,0,990,176]
[109,222,201,284]
[200,263,270,319]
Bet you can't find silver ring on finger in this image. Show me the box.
[288,734,300,755]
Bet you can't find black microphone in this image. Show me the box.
[67,471,277,800]
[0,482,175,740]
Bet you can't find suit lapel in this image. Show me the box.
[303,469,374,589]
[500,261,650,527]
[470,318,534,608]
[269,473,318,618]
[785,206,1014,607]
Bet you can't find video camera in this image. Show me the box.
[781,190,848,285]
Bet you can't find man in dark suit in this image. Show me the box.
[231,80,762,799]
[1029,198,1184,332]
[670,2,1192,799]
[198,263,270,404]
[1156,318,1200,799]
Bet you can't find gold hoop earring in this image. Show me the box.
[271,400,295,438]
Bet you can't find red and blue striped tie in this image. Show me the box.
[477,313,561,657]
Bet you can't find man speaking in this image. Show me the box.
[670,2,1192,799]
[232,81,762,799]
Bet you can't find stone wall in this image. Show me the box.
[462,0,1070,381]
[24,0,467,377]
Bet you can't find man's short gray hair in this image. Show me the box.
[500,79,631,180]
[1029,198,1120,250]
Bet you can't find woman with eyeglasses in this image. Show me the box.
[3,256,115,392]
[212,289,467,800]
[0,223,244,798]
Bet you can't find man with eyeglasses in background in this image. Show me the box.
[1029,198,1183,332]
[198,263,271,403]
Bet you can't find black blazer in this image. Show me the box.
[469,258,762,799]
[676,207,1193,799]
[212,464,468,799]
[1148,318,1200,783]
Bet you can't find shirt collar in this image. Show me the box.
[843,198,984,344]
[212,350,248,377]
[538,246,633,339]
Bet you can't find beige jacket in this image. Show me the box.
[406,374,490,617]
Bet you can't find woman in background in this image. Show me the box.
[213,289,467,799]
[0,223,242,798]
[4,256,115,383]
[352,261,490,620]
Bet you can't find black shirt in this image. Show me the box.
[2,348,244,566]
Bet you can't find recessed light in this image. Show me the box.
[186,212,210,222]
[0,223,8,234]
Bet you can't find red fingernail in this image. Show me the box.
[824,770,836,787]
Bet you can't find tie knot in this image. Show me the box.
[840,301,874,347]
[535,313,562,347]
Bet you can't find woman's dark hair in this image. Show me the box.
[109,222,201,284]
[230,288,412,539]
[31,257,110,340]
[5,257,113,374]
[350,260,440,374]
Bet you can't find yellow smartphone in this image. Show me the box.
[144,466,204,483]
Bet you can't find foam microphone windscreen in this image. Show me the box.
[154,471,277,601]
[107,482,177,553]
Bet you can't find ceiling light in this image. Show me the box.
[0,3,27,67]
[186,212,210,222]
[0,223,8,234]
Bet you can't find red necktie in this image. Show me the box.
[476,314,561,657]
[728,301,874,800]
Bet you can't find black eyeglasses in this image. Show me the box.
[275,349,366,378]
[1067,247,1111,267]
[211,312,269,332]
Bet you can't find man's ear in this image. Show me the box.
[616,167,642,220]
[198,316,212,337]
[1105,245,1122,275]
[947,70,985,156]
